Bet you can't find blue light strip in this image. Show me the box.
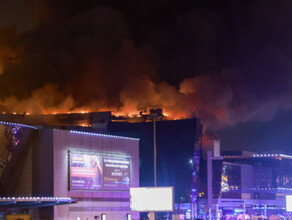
[69,130,139,141]
[0,121,37,130]
[223,153,292,159]
[253,153,292,159]
[0,197,74,201]
[252,187,292,191]
[0,197,77,207]
[252,153,280,157]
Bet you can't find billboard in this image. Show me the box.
[69,152,131,191]
[130,187,174,212]
[70,154,103,190]
[103,157,131,190]
[286,195,292,211]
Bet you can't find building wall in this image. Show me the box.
[241,164,253,199]
[108,118,202,203]
[0,125,37,196]
[14,145,33,196]
[52,129,139,220]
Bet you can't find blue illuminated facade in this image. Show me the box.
[201,151,292,218]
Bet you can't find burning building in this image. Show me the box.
[2,110,291,219]
[0,117,139,219]
[0,110,203,219]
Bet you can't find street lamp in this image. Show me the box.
[149,109,163,187]
[149,109,163,220]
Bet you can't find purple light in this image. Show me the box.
[5,125,23,150]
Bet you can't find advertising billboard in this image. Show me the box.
[70,154,103,190]
[130,187,174,212]
[103,157,131,190]
[69,152,131,191]
[286,195,292,211]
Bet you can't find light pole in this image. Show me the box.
[149,108,163,220]
[149,109,162,187]
[149,109,162,186]
[153,115,157,187]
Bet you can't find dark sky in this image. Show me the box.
[0,0,292,153]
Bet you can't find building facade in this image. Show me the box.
[201,151,292,218]
[0,123,139,220]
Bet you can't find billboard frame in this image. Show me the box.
[68,150,132,192]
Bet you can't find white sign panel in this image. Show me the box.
[130,187,174,212]
[287,195,292,211]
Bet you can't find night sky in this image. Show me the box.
[0,0,292,153]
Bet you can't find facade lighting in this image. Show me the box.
[69,130,139,141]
[0,121,37,129]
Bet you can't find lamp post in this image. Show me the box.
[153,115,157,187]
[149,109,162,187]
[149,108,163,220]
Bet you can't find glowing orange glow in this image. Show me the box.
[0,78,200,123]
[0,108,190,121]
[80,124,91,127]
[163,112,169,117]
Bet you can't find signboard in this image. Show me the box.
[103,157,131,190]
[69,152,131,191]
[70,154,103,190]
[286,195,292,211]
[130,187,174,212]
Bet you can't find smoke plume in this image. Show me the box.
[0,0,292,129]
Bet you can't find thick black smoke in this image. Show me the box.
[0,0,291,129]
